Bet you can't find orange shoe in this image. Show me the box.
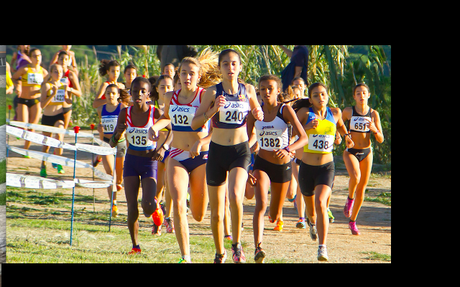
[152,198,164,227]
[274,220,283,231]
[128,247,141,255]
[111,204,118,218]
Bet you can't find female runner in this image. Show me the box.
[191,49,264,263]
[93,59,126,166]
[12,48,48,151]
[56,50,81,129]
[93,59,125,108]
[96,84,128,217]
[149,49,220,262]
[39,64,67,177]
[149,75,174,235]
[342,83,384,235]
[294,83,354,261]
[110,77,164,255]
[247,75,308,263]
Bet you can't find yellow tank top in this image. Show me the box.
[21,64,44,87]
[304,107,336,154]
[47,83,66,106]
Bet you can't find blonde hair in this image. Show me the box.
[178,47,221,89]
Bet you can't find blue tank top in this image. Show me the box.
[211,82,250,129]
[101,103,122,135]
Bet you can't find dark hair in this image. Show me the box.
[119,89,131,105]
[58,50,69,60]
[292,98,311,112]
[149,74,173,102]
[292,82,329,112]
[307,82,328,98]
[124,63,137,74]
[99,59,120,77]
[352,82,370,95]
[290,76,305,86]
[218,49,241,65]
[105,83,119,91]
[131,76,152,92]
[258,74,282,91]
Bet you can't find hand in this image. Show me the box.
[345,134,354,149]
[334,132,342,145]
[213,95,226,113]
[305,116,319,130]
[248,172,257,186]
[274,148,292,159]
[252,107,264,121]
[152,147,166,161]
[148,127,158,142]
[364,118,378,134]
[189,140,202,159]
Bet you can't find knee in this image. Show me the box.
[142,201,156,217]
[315,197,328,212]
[349,171,361,183]
[255,197,268,213]
[192,211,205,222]
[210,210,224,223]
[174,199,187,217]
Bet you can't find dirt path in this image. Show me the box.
[6,129,391,263]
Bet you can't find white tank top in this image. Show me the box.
[255,104,289,151]
[125,105,156,151]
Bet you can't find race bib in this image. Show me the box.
[350,116,371,132]
[257,129,284,151]
[308,134,334,153]
[169,105,196,127]
[101,115,118,133]
[127,127,153,149]
[51,89,66,103]
[219,101,249,125]
[27,72,43,85]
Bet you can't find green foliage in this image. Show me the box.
[71,45,391,164]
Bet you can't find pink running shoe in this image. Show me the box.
[349,220,360,235]
[343,197,354,218]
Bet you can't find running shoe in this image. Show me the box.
[224,235,233,241]
[349,220,361,235]
[178,256,191,263]
[274,219,283,231]
[231,242,246,263]
[317,245,328,261]
[57,164,64,174]
[40,166,47,178]
[296,218,306,229]
[152,223,161,235]
[93,156,102,167]
[152,199,164,227]
[214,250,227,264]
[164,217,174,233]
[112,204,118,218]
[254,243,266,263]
[343,197,354,218]
[128,247,141,255]
[306,218,317,241]
[327,208,335,223]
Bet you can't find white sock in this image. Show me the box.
[182,255,191,262]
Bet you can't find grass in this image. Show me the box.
[6,187,236,263]
[361,251,391,262]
